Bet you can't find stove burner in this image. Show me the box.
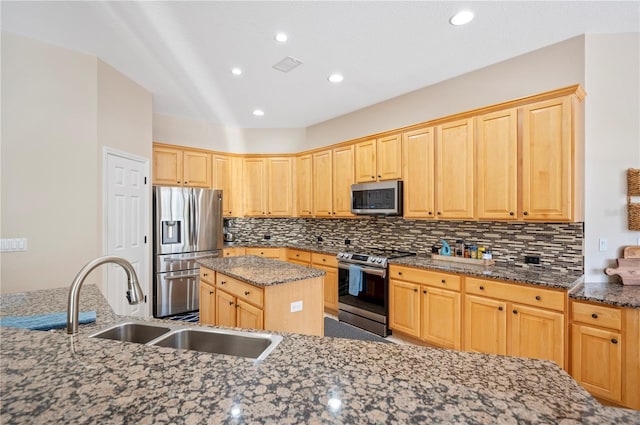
[336,248,415,268]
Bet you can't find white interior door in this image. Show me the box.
[105,149,149,317]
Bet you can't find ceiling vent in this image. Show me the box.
[272,56,303,73]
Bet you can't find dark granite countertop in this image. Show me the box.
[2,286,639,423]
[570,281,640,309]
[198,255,325,286]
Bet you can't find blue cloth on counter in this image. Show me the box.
[348,264,363,296]
[0,311,96,331]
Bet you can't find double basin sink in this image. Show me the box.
[89,322,283,361]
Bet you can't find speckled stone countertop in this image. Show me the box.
[198,255,325,286]
[2,286,640,423]
[570,281,640,309]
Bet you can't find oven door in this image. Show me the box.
[337,262,389,335]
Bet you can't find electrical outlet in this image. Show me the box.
[344,239,351,245]
[290,301,303,312]
[524,255,540,265]
[264,235,271,240]
[317,236,323,242]
[599,238,608,252]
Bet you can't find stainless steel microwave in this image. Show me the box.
[351,180,403,216]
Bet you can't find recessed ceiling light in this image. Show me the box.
[449,10,474,26]
[328,73,344,83]
[253,109,265,116]
[275,32,288,43]
[231,67,242,76]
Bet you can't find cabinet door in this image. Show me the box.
[464,295,507,355]
[332,145,355,217]
[571,323,622,403]
[521,96,572,221]
[354,138,377,183]
[243,158,267,216]
[296,154,313,217]
[215,290,237,327]
[436,118,475,219]
[421,286,461,350]
[199,282,216,325]
[237,299,264,330]
[212,155,232,215]
[318,265,338,314]
[477,109,518,220]
[267,157,293,216]
[183,150,212,188]
[511,303,565,368]
[313,150,333,217]
[403,127,435,218]
[388,279,421,338]
[153,146,183,186]
[377,134,402,181]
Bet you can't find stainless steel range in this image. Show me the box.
[336,248,415,337]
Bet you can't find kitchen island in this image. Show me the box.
[2,286,640,423]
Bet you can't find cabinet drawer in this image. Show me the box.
[287,249,311,263]
[223,247,246,257]
[465,277,565,312]
[311,252,338,268]
[571,301,622,330]
[245,247,282,259]
[199,267,215,285]
[216,273,264,308]
[389,265,461,291]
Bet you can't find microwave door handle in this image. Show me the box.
[338,263,386,278]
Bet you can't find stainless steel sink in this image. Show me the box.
[149,328,283,361]
[90,322,171,344]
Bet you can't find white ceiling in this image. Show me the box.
[2,1,639,129]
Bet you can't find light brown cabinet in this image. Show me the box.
[222,247,246,257]
[296,154,313,217]
[215,271,264,329]
[243,157,293,217]
[311,252,339,314]
[570,301,640,409]
[153,145,212,188]
[212,154,243,216]
[287,248,311,266]
[245,247,285,260]
[199,267,216,325]
[402,127,435,218]
[389,265,461,349]
[435,118,475,219]
[312,146,354,217]
[354,134,402,183]
[464,277,566,369]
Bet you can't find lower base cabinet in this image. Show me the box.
[312,253,339,314]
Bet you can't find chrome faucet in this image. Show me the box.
[67,255,144,335]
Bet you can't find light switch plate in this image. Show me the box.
[1,238,28,252]
[290,300,303,312]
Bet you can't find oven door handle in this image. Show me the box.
[338,263,387,278]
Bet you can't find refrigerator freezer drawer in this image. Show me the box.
[156,250,220,274]
[154,270,199,318]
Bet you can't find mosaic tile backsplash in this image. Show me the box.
[225,217,584,273]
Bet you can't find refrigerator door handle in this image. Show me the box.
[163,254,217,262]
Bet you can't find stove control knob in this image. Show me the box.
[377,258,383,263]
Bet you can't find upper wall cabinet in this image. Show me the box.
[521,95,583,222]
[153,145,211,188]
[435,118,475,219]
[212,154,243,217]
[312,146,355,217]
[354,134,402,183]
[313,149,333,217]
[403,127,435,218]
[243,157,293,217]
[476,109,518,220]
[296,154,313,217]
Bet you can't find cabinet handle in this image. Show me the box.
[611,338,618,344]
[221,281,226,285]
[244,291,250,296]
[513,309,518,314]
[479,286,484,290]
[592,313,598,319]
[228,301,233,305]
[509,211,514,216]
[414,288,418,292]
[523,211,529,216]
[498,306,503,311]
[423,290,427,294]
[203,273,208,277]
[535,295,541,301]
[437,212,442,215]
[398,272,403,276]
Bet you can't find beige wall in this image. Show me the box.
[306,36,586,149]
[1,33,153,295]
[1,32,99,293]
[584,33,640,281]
[153,113,306,154]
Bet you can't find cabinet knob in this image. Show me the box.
[203,273,208,277]
[377,175,381,178]
[228,301,233,305]
[423,290,427,294]
[322,259,326,262]
[221,281,226,285]
[523,211,529,216]
[398,272,403,275]
[296,254,299,257]
[371,176,375,179]
[437,212,442,215]
[498,306,503,311]
[611,338,618,344]
[428,212,432,215]
[509,211,514,216]
[512,309,518,314]
[441,279,446,284]
[479,285,484,290]
[535,295,541,301]
[591,313,598,319]
[244,291,250,296]
[414,288,418,292]
[185,181,188,184]
[209,290,214,295]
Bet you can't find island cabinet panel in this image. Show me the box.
[476,108,518,220]
[237,299,264,330]
[570,301,640,409]
[263,276,324,336]
[435,118,475,219]
[215,289,237,328]
[402,127,435,218]
[216,273,264,308]
[312,253,339,314]
[464,277,567,369]
[296,154,313,217]
[199,267,216,325]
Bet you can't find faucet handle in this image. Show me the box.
[126,290,132,303]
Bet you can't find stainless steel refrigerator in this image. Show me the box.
[153,186,223,318]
